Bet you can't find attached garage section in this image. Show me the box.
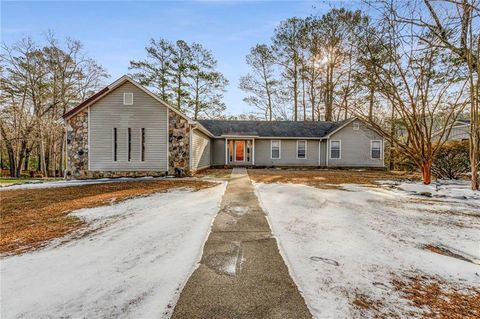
[89,82,168,172]
[191,129,211,171]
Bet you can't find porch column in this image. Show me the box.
[225,138,228,165]
[252,139,255,165]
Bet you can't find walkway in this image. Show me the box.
[172,168,311,319]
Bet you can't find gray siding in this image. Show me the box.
[327,119,384,167]
[448,125,469,141]
[212,139,226,165]
[89,82,168,171]
[254,139,320,166]
[191,129,211,171]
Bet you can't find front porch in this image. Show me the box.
[224,137,256,166]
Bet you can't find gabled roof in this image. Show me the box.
[198,119,352,138]
[62,75,192,123]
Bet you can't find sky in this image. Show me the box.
[1,0,352,115]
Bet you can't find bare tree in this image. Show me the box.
[239,44,278,120]
[370,0,479,189]
[0,35,107,177]
[354,8,469,184]
[187,43,228,120]
[129,38,174,102]
[272,17,305,121]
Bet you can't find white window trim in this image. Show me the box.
[123,92,133,105]
[329,140,341,160]
[270,140,281,159]
[370,140,382,160]
[296,140,307,159]
[353,122,360,131]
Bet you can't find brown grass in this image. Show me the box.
[423,244,474,263]
[393,275,480,319]
[0,179,214,255]
[248,168,419,189]
[193,168,232,179]
[353,293,382,312]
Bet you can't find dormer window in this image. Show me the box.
[123,93,133,105]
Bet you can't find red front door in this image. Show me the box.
[235,141,245,162]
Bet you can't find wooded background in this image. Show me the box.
[1,0,478,188]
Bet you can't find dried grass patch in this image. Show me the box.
[193,168,232,179]
[0,179,214,255]
[248,169,419,189]
[352,293,382,312]
[393,275,480,319]
[423,244,475,263]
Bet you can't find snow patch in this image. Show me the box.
[0,176,170,191]
[1,182,227,318]
[255,182,480,318]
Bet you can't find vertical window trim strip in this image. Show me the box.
[128,128,132,162]
[141,128,145,162]
[113,128,117,162]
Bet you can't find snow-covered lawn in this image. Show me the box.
[255,181,480,318]
[0,176,168,191]
[1,182,226,318]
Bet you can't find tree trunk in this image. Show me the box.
[8,151,17,178]
[302,75,306,121]
[368,86,374,120]
[421,160,433,185]
[325,64,334,121]
[293,65,298,121]
[24,148,30,171]
[39,127,47,177]
[389,107,396,171]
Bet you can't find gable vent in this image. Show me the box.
[123,93,133,105]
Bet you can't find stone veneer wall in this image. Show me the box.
[66,109,89,178]
[168,111,190,174]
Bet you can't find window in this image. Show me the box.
[371,140,381,159]
[353,122,360,130]
[141,128,145,162]
[113,128,118,161]
[128,128,132,161]
[271,140,281,159]
[123,92,133,105]
[330,140,341,159]
[297,140,307,159]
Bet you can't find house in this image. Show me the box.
[445,120,470,141]
[431,119,470,143]
[62,75,385,179]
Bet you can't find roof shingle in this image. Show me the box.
[198,119,351,138]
